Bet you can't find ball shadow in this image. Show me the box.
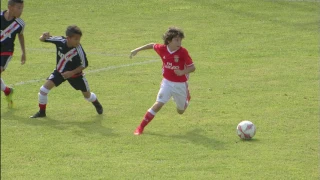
[148,128,225,150]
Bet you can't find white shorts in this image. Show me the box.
[156,78,191,110]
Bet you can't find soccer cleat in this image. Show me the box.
[6,88,14,108]
[134,126,144,135]
[93,101,103,114]
[30,111,46,118]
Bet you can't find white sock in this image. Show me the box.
[1,78,6,91]
[85,92,97,102]
[38,93,48,104]
[40,86,50,94]
[148,108,157,115]
[39,86,50,104]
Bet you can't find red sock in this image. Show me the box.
[3,87,11,96]
[139,111,155,129]
[39,104,47,111]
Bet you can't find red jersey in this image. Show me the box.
[153,44,194,82]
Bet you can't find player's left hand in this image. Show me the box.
[21,53,26,65]
[61,71,73,79]
[129,50,138,59]
[174,69,185,76]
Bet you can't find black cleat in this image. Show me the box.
[30,111,46,118]
[93,100,103,115]
[95,104,103,114]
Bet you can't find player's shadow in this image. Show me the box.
[1,109,116,137]
[148,128,225,150]
[63,115,117,137]
[1,108,29,121]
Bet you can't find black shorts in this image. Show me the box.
[47,70,90,92]
[0,55,13,70]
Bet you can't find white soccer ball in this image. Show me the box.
[236,120,256,139]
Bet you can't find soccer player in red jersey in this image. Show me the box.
[0,0,26,108]
[30,25,103,118]
[130,27,196,135]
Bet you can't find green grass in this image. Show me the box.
[1,0,319,179]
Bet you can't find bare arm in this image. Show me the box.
[174,65,196,76]
[129,43,155,58]
[18,33,26,64]
[61,66,86,79]
[71,66,86,74]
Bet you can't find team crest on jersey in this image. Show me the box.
[174,55,179,62]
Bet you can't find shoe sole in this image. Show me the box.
[30,116,46,118]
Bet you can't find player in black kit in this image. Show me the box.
[1,0,26,108]
[30,25,103,118]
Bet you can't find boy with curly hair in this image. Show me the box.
[130,27,196,135]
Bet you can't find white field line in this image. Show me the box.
[26,48,156,58]
[11,48,159,86]
[12,59,158,86]
[86,59,158,73]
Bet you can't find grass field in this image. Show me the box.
[1,0,319,179]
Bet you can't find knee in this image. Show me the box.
[152,102,164,112]
[83,91,91,99]
[39,86,50,95]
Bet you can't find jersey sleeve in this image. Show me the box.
[183,48,194,67]
[76,45,88,68]
[44,36,64,45]
[15,18,25,34]
[153,43,162,56]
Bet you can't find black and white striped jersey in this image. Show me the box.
[44,36,88,74]
[0,10,25,52]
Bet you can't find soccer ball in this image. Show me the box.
[236,120,256,139]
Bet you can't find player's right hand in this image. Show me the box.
[21,53,26,65]
[40,32,51,41]
[129,50,138,59]
[42,32,50,39]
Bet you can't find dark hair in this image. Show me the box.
[8,0,24,6]
[163,27,185,45]
[66,25,82,37]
